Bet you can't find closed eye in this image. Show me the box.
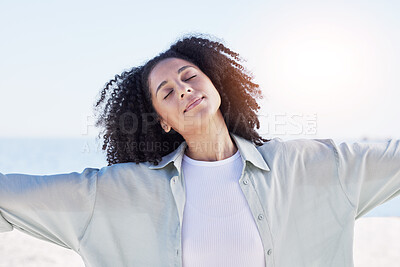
[164,90,173,99]
[185,75,197,81]
[163,75,197,100]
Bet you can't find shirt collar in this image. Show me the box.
[148,132,270,172]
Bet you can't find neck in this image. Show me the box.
[182,114,237,161]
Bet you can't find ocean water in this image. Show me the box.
[0,137,399,217]
[0,137,108,175]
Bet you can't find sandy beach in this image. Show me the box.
[0,217,399,266]
[353,217,400,266]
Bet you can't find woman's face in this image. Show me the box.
[148,57,222,135]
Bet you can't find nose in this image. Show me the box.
[181,88,192,97]
[177,85,193,113]
[179,87,192,98]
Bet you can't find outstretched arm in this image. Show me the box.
[330,139,400,219]
[0,168,98,251]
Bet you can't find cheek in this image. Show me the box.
[150,98,166,120]
[153,99,180,122]
[209,83,220,99]
[150,98,160,113]
[204,79,218,94]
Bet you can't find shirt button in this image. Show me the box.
[243,180,249,185]
[267,249,272,255]
[258,214,264,220]
[172,177,177,184]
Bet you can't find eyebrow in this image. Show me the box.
[155,65,195,97]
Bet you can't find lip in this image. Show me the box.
[184,97,204,113]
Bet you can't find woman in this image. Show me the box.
[1,34,400,267]
[93,35,268,166]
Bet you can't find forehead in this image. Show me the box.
[149,58,195,85]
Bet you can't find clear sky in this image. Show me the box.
[1,0,399,140]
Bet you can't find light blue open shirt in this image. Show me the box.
[1,132,400,266]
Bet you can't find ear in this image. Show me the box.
[159,118,171,133]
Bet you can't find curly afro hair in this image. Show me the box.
[94,33,270,166]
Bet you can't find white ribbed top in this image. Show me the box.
[181,149,265,267]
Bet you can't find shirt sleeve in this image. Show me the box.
[330,139,400,219]
[0,167,98,251]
